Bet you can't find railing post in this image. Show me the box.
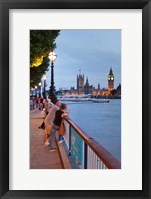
[68,125,71,156]
[84,143,88,169]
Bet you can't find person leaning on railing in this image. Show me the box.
[48,103,68,152]
[44,99,61,146]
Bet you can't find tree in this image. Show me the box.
[30,57,49,88]
[110,89,117,96]
[30,30,60,88]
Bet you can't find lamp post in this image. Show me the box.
[48,51,57,103]
[31,88,34,97]
[31,88,35,110]
[38,82,42,98]
[43,74,47,99]
[35,85,37,97]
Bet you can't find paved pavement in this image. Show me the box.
[30,110,63,169]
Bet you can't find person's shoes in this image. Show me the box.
[44,141,49,146]
[58,140,64,143]
[49,148,56,152]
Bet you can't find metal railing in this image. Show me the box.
[63,117,121,169]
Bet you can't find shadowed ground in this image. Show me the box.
[30,110,63,169]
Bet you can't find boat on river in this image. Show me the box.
[92,99,109,103]
[58,95,110,103]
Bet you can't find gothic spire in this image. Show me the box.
[109,67,113,75]
[86,76,88,83]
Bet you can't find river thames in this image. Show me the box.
[67,99,121,161]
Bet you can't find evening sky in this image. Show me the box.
[45,29,121,91]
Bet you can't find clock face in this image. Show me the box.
[111,77,114,80]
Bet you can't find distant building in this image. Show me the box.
[60,68,120,97]
[116,83,121,96]
[108,68,114,94]
[77,74,84,94]
[100,88,109,96]
[84,77,93,95]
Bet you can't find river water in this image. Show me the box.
[67,99,121,161]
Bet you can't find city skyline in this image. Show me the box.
[45,29,121,90]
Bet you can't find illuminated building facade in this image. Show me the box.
[60,68,120,97]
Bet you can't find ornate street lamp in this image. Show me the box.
[43,74,47,99]
[38,82,42,97]
[48,51,57,103]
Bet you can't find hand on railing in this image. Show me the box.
[61,112,69,118]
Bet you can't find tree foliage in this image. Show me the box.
[30,57,50,88]
[30,30,60,88]
[110,89,117,96]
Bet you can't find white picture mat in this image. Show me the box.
[9,9,142,190]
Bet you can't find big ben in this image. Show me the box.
[108,68,114,94]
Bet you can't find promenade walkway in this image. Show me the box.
[30,110,63,169]
[30,109,120,169]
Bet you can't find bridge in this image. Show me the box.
[30,110,120,169]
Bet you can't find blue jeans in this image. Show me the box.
[48,124,59,149]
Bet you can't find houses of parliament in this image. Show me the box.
[61,68,121,97]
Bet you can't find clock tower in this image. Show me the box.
[108,68,114,94]
[77,73,84,94]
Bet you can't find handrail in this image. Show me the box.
[65,117,121,169]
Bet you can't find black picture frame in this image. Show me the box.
[0,0,150,198]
